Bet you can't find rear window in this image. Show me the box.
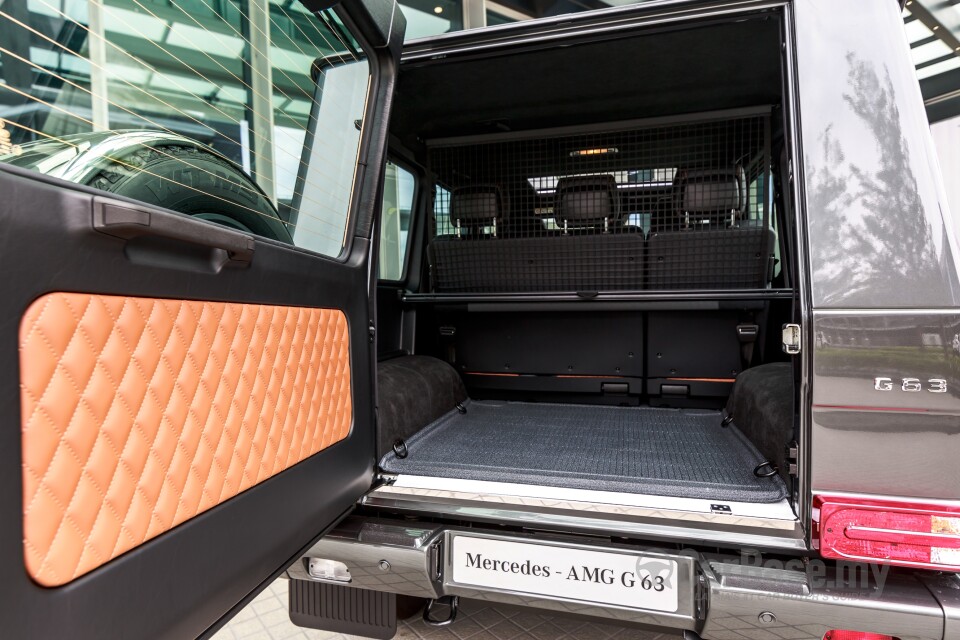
[527,168,676,194]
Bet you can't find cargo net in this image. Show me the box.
[427,115,775,293]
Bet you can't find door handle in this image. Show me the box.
[93,197,255,265]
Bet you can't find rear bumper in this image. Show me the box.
[291,516,959,640]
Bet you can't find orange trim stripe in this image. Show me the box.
[20,293,352,586]
[465,372,521,377]
[666,377,737,383]
[555,375,628,379]
[466,372,633,379]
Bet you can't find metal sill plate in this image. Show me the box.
[364,475,806,552]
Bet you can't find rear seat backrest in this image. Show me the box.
[428,177,645,292]
[647,170,774,289]
[428,185,508,292]
[549,175,644,290]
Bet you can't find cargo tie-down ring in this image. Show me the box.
[753,461,778,478]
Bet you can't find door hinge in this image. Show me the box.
[781,323,801,355]
[368,322,376,343]
[786,440,799,476]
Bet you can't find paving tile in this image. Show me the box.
[215,627,238,640]
[226,617,268,639]
[266,621,312,640]
[258,607,294,629]
[254,597,285,616]
[232,606,259,623]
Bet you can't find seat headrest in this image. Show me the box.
[450,185,506,224]
[681,171,742,214]
[554,175,619,225]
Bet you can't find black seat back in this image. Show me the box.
[648,169,774,289]
[428,185,505,292]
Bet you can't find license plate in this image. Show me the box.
[448,535,679,613]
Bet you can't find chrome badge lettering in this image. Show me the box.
[874,377,947,393]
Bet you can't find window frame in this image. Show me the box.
[286,50,374,261]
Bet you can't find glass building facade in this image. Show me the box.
[0,0,536,259]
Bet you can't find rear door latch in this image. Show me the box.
[781,323,801,355]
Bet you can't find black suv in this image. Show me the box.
[0,1,958,639]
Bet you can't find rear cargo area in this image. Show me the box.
[377,11,799,520]
[381,400,788,503]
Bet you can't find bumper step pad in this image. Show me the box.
[289,580,396,639]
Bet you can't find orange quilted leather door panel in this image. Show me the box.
[19,292,352,587]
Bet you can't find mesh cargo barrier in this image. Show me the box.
[427,113,775,293]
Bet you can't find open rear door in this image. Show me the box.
[0,1,404,637]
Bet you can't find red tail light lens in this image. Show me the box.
[822,632,898,640]
[814,495,960,570]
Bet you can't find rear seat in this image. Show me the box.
[547,175,645,291]
[428,177,645,292]
[647,169,775,289]
[427,184,508,292]
[429,173,774,294]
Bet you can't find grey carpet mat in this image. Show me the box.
[380,400,788,503]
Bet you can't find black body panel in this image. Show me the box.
[451,310,644,378]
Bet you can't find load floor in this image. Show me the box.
[380,400,788,504]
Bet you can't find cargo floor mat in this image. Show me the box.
[380,400,788,503]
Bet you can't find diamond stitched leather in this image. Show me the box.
[20,293,352,587]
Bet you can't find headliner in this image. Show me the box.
[392,16,783,144]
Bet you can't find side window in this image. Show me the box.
[433,184,452,235]
[0,2,370,259]
[751,168,782,278]
[748,171,766,223]
[378,161,415,281]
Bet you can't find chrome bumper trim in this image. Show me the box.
[704,560,945,640]
[288,518,443,599]
[919,572,960,639]
[295,516,948,639]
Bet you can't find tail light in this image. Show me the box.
[822,632,897,640]
[814,495,960,570]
